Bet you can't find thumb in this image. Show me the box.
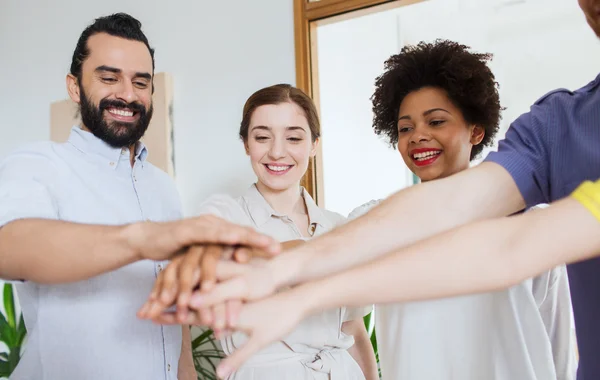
[216,336,265,379]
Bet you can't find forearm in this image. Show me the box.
[272,163,524,287]
[178,325,196,380]
[343,320,378,380]
[0,219,140,284]
[299,197,599,313]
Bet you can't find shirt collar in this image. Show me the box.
[67,126,148,169]
[243,184,327,228]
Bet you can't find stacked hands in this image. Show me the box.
[136,218,307,378]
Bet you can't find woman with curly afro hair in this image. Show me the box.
[348,40,576,380]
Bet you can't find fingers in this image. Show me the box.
[216,260,249,281]
[153,309,202,326]
[212,302,227,331]
[189,216,281,254]
[176,245,205,323]
[199,245,222,292]
[226,300,242,328]
[233,247,275,263]
[216,336,265,379]
[199,306,213,326]
[139,254,184,319]
[189,277,248,309]
[232,247,251,263]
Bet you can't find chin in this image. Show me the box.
[259,177,297,192]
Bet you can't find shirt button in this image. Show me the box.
[109,162,115,166]
[167,364,171,371]
[157,264,163,271]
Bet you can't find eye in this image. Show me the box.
[254,136,269,141]
[430,119,445,127]
[134,81,149,88]
[288,137,303,142]
[101,77,117,83]
[398,126,413,133]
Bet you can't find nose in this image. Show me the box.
[408,123,432,145]
[268,137,286,160]
[114,80,138,104]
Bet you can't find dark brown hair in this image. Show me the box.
[239,84,320,142]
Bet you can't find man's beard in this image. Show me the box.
[79,89,153,148]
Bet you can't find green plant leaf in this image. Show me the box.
[0,319,17,348]
[16,314,27,347]
[3,284,16,330]
[0,310,8,342]
[0,357,10,377]
[191,329,213,348]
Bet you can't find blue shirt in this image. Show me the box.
[485,74,600,380]
[0,127,183,380]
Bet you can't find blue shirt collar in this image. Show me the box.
[67,126,148,169]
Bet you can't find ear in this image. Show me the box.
[310,137,319,157]
[470,125,485,146]
[66,74,81,104]
[244,140,250,156]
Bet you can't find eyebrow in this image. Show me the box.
[251,125,307,132]
[95,65,152,80]
[398,108,451,121]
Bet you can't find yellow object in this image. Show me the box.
[572,179,600,222]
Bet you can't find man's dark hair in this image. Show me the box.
[371,39,503,160]
[70,13,155,82]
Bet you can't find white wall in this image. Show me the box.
[0,0,296,216]
[317,11,415,217]
[315,0,600,218]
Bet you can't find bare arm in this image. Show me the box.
[0,219,138,284]
[269,163,524,288]
[178,325,196,380]
[210,196,599,376]
[0,216,279,285]
[342,319,379,380]
[301,196,599,311]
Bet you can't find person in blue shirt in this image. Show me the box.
[0,12,278,380]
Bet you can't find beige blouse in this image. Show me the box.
[198,184,371,380]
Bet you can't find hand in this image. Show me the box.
[214,291,308,379]
[126,215,280,262]
[186,239,306,312]
[186,258,279,315]
[137,244,275,323]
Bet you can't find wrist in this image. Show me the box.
[120,222,147,261]
[268,249,306,289]
[287,280,324,318]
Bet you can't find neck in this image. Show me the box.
[128,144,136,167]
[255,181,306,216]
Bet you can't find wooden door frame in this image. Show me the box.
[295,0,422,205]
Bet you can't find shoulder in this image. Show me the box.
[2,141,61,163]
[197,193,249,224]
[347,199,383,221]
[320,208,347,227]
[0,141,63,179]
[532,76,600,113]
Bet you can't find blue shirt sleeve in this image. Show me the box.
[485,98,554,208]
[0,146,60,227]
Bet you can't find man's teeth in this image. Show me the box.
[108,108,134,117]
[267,165,290,172]
[413,151,441,160]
